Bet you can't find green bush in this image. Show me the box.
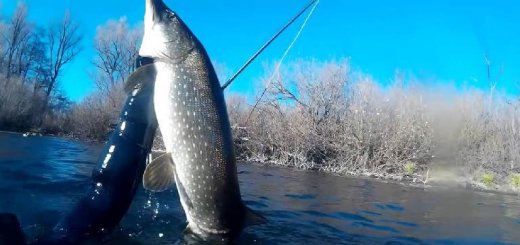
[511,173,520,189]
[404,161,416,175]
[482,173,495,187]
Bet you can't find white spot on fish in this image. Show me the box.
[120,121,127,131]
[108,145,115,153]
[102,154,112,168]
[159,233,164,238]
[96,182,102,187]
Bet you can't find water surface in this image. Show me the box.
[0,132,519,244]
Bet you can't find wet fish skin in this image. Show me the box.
[37,57,158,244]
[138,0,265,239]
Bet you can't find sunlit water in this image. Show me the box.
[1,132,519,244]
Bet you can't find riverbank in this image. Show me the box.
[241,155,520,196]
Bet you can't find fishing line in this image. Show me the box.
[221,0,319,90]
[244,0,320,124]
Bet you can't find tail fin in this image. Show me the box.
[0,213,26,245]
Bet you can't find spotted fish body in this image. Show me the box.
[136,0,264,239]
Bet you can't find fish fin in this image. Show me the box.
[143,153,176,192]
[243,207,267,227]
[0,213,26,245]
[124,64,157,93]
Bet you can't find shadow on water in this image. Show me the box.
[0,132,519,244]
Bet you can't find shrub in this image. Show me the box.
[511,173,520,189]
[482,173,495,187]
[404,161,416,175]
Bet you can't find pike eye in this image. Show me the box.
[167,12,175,20]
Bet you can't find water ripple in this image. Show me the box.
[284,194,316,200]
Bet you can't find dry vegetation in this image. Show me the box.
[227,59,520,189]
[228,60,434,178]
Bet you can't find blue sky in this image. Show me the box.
[3,0,520,101]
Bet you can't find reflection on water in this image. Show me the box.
[0,132,519,244]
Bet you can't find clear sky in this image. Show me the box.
[2,0,520,101]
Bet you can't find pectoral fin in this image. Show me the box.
[143,153,176,192]
[124,64,157,93]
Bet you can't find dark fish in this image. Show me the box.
[35,56,158,244]
[129,0,266,239]
[0,213,26,245]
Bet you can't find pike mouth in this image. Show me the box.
[146,0,174,23]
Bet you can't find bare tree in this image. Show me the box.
[92,17,141,94]
[15,28,48,83]
[2,3,32,80]
[68,17,142,139]
[45,10,82,99]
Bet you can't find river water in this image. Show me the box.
[0,132,519,244]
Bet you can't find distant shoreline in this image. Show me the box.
[0,130,103,144]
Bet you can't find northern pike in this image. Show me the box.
[128,0,265,239]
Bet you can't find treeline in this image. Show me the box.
[227,59,520,187]
[227,60,433,174]
[0,3,80,133]
[0,3,141,139]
